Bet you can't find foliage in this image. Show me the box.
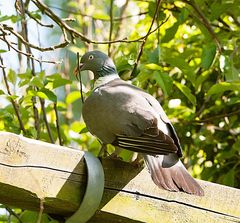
[0,0,240,221]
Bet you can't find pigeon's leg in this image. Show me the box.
[98,142,108,157]
[108,146,122,159]
[131,153,144,168]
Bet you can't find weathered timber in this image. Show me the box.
[0,131,239,223]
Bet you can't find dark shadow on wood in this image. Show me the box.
[55,157,143,219]
[100,158,144,209]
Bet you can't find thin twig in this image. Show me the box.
[115,0,129,39]
[25,9,54,28]
[39,98,55,143]
[48,5,148,21]
[0,56,27,135]
[54,102,63,146]
[111,0,130,56]
[77,52,84,104]
[0,36,62,64]
[2,24,69,52]
[183,0,222,52]
[5,206,23,223]
[108,0,114,56]
[131,0,163,76]
[19,0,49,143]
[31,0,165,45]
[194,109,240,123]
[36,199,44,223]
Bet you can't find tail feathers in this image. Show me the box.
[144,154,204,196]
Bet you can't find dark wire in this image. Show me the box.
[77,52,84,104]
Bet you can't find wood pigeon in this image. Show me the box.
[78,50,204,196]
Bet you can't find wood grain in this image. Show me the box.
[0,132,239,222]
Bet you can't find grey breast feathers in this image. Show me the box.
[82,78,179,156]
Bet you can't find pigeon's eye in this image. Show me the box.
[88,55,94,60]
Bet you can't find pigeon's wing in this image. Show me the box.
[138,90,183,157]
[82,78,177,155]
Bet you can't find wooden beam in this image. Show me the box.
[0,131,239,222]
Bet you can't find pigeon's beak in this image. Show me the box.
[79,63,84,70]
[74,63,84,80]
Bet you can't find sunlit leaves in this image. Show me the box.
[20,210,49,223]
[29,76,44,88]
[46,73,72,89]
[174,81,196,105]
[66,91,81,104]
[162,22,180,43]
[36,88,57,102]
[8,69,17,85]
[201,43,217,69]
[207,81,240,96]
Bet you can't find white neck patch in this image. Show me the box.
[94,73,119,88]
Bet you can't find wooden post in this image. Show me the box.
[0,131,239,222]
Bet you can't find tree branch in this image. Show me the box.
[183,0,222,53]
[2,24,69,52]
[0,35,62,64]
[131,0,163,76]
[25,9,54,28]
[54,102,63,146]
[111,0,130,56]
[0,56,26,135]
[30,0,165,45]
[39,99,55,144]
[5,206,23,223]
[108,0,114,56]
[48,5,148,22]
[194,109,240,123]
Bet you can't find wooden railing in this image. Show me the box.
[0,131,239,222]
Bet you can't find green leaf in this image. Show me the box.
[225,61,240,81]
[29,11,42,20]
[161,22,179,43]
[20,211,49,223]
[19,79,30,87]
[195,70,211,93]
[29,76,44,88]
[92,12,110,20]
[0,49,7,53]
[79,126,89,134]
[18,69,32,79]
[223,168,235,187]
[53,78,72,89]
[153,71,173,96]
[145,63,161,70]
[201,43,217,69]
[7,95,18,100]
[149,46,160,63]
[8,69,17,85]
[71,121,86,133]
[164,57,191,72]
[0,15,11,22]
[37,88,57,102]
[207,81,240,96]
[10,15,21,23]
[47,73,72,89]
[0,90,5,95]
[174,81,196,105]
[148,2,166,20]
[66,91,81,104]
[210,2,228,21]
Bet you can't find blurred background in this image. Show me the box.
[0,0,239,221]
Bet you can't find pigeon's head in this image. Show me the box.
[79,50,117,78]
